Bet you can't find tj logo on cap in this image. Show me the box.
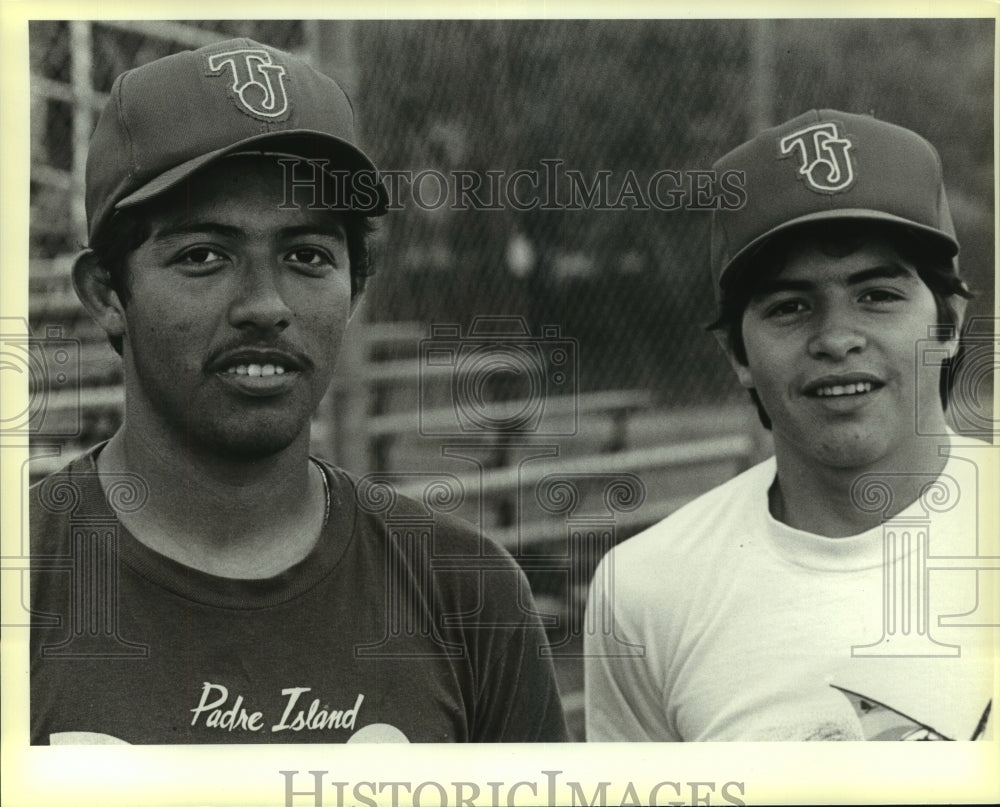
[779,121,855,194]
[206,48,290,120]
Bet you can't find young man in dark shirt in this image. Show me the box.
[31,38,568,745]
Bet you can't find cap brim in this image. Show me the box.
[115,130,389,215]
[720,209,959,289]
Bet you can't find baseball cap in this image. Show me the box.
[710,109,959,296]
[85,38,388,243]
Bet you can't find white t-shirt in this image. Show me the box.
[585,441,997,741]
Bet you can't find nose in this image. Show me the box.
[227,264,292,333]
[807,306,867,361]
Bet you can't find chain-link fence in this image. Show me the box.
[358,18,994,396]
[28,19,995,468]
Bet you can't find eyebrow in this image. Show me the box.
[281,223,347,241]
[150,220,347,242]
[151,221,243,240]
[752,263,917,298]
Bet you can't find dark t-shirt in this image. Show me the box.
[30,447,568,744]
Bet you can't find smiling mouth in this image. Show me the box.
[812,381,875,398]
[215,361,298,398]
[224,363,288,377]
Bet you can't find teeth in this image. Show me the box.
[224,363,288,376]
[815,381,873,397]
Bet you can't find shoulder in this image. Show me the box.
[315,460,541,631]
[314,457,519,564]
[587,458,778,664]
[931,431,994,508]
[944,429,991,447]
[29,444,107,501]
[30,446,110,552]
[941,430,994,463]
[609,456,775,572]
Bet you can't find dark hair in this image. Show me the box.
[89,202,377,356]
[708,220,974,430]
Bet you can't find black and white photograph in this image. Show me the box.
[2,5,997,806]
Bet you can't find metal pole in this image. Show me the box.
[312,21,370,473]
[748,19,774,136]
[69,21,93,245]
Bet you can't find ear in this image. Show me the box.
[71,250,127,340]
[712,329,755,389]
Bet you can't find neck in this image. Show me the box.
[770,434,950,537]
[97,421,326,578]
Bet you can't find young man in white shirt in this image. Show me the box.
[585,109,995,741]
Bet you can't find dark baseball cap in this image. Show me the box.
[85,38,388,243]
[710,109,959,296]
